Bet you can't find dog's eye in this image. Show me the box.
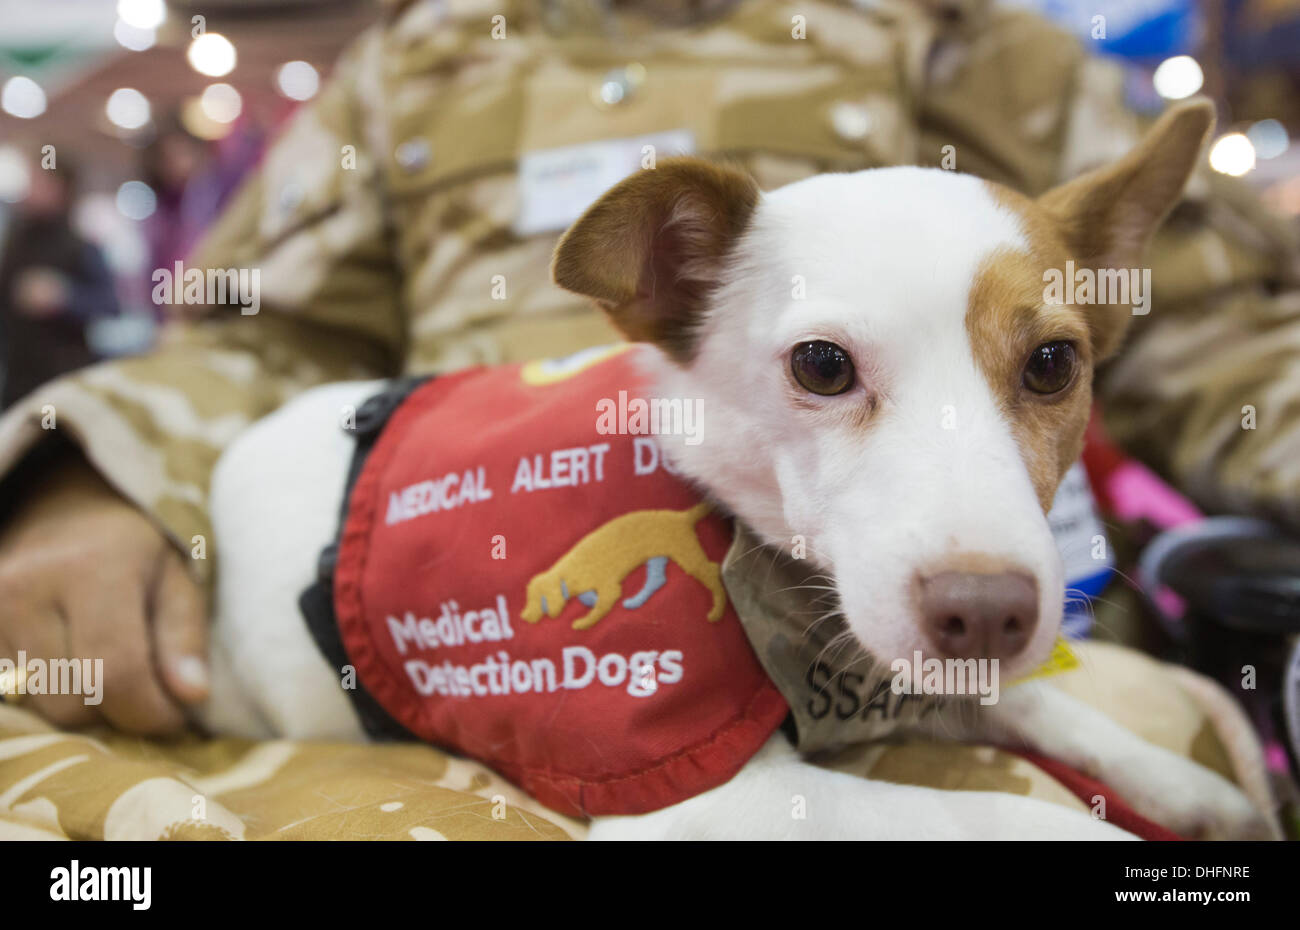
[791,341,855,396]
[1022,342,1077,395]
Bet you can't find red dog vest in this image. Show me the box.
[333,346,788,817]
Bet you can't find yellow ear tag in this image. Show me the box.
[1013,637,1080,684]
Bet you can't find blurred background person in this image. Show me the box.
[0,157,119,408]
[141,112,262,317]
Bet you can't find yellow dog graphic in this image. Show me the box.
[520,502,727,630]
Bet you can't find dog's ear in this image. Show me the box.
[1037,99,1214,359]
[551,157,759,362]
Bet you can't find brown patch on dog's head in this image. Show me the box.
[966,247,1094,509]
[966,100,1214,508]
[551,157,759,362]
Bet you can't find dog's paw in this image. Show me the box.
[1123,749,1279,841]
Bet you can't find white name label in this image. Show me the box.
[514,129,696,236]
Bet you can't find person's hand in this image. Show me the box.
[0,454,209,734]
[14,268,71,318]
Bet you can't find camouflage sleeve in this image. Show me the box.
[0,25,404,585]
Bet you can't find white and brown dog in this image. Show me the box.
[201,100,1277,839]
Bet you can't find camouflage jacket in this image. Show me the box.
[1,0,1297,591]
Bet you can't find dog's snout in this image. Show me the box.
[919,571,1039,660]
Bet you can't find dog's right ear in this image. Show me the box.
[551,158,759,362]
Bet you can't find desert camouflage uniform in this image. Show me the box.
[0,0,1297,591]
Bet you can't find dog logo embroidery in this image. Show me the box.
[520,501,727,629]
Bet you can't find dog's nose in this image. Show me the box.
[919,571,1039,660]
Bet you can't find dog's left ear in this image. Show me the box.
[1038,99,1215,359]
[552,157,759,362]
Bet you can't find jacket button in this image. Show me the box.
[394,138,431,173]
[829,101,873,142]
[277,181,304,215]
[591,64,645,109]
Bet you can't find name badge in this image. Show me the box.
[514,129,696,237]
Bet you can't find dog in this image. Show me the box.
[519,502,726,629]
[201,99,1277,839]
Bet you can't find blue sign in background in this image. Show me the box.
[1009,0,1202,59]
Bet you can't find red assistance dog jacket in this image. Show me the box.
[333,346,788,818]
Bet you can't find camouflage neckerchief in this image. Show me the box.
[721,523,941,754]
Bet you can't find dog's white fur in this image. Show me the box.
[202,109,1276,839]
[647,169,1061,681]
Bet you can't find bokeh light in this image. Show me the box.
[117,0,166,30]
[187,33,237,78]
[1209,133,1257,176]
[1247,119,1289,161]
[1152,56,1204,100]
[199,83,243,124]
[106,88,151,130]
[114,19,157,52]
[1,76,47,119]
[115,180,158,221]
[276,61,320,101]
[0,146,32,203]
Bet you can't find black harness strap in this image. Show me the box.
[298,376,432,741]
